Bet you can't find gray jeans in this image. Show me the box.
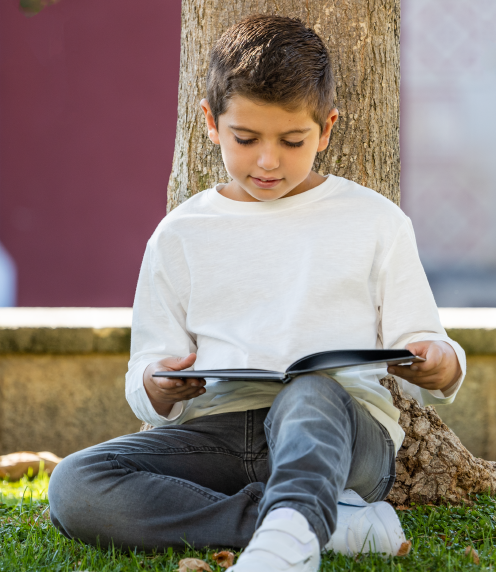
[48,374,396,551]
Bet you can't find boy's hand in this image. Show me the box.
[143,353,206,417]
[387,340,462,393]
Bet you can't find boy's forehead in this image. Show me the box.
[219,95,319,134]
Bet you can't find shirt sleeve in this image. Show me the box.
[125,240,197,426]
[376,218,466,406]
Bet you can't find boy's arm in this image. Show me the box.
[377,218,466,405]
[126,240,199,426]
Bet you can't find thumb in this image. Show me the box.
[405,341,430,359]
[161,353,197,371]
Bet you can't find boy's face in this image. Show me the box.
[201,95,338,202]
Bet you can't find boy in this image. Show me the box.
[48,14,465,572]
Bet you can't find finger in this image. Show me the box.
[185,377,206,387]
[389,365,441,380]
[156,376,206,390]
[159,353,197,372]
[159,379,206,394]
[182,386,207,398]
[159,386,206,401]
[389,359,443,376]
[425,343,444,368]
[169,379,206,395]
[388,367,444,386]
[405,341,431,359]
[390,361,430,375]
[155,377,187,390]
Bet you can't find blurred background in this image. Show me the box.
[0,0,495,308]
[401,0,496,307]
[0,0,180,307]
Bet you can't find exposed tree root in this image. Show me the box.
[382,376,496,506]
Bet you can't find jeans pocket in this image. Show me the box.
[362,475,391,503]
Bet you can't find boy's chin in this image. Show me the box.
[244,182,295,202]
[248,190,291,202]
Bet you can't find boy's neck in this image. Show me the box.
[218,170,327,202]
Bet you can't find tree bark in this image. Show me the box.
[381,376,496,506]
[153,0,496,506]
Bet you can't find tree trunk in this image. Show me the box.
[153,0,496,506]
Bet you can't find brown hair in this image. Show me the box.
[206,14,334,132]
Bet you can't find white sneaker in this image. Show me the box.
[231,508,321,572]
[325,489,411,557]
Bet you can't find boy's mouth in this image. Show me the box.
[250,176,282,189]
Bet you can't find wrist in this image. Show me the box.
[144,385,179,417]
[439,341,462,393]
[151,400,176,418]
[440,363,462,393]
[143,366,179,417]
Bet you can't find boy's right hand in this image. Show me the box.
[143,353,206,417]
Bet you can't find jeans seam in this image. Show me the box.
[263,420,275,450]
[109,456,226,502]
[150,472,226,502]
[106,447,247,460]
[244,410,258,483]
[241,488,263,504]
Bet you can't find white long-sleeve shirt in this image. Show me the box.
[126,175,466,452]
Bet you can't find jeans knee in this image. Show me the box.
[48,451,92,534]
[279,373,352,407]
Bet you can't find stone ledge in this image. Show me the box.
[0,307,495,355]
[0,308,131,354]
[439,308,496,355]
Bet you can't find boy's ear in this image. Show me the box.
[200,99,220,145]
[317,108,339,152]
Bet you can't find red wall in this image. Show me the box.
[0,0,181,306]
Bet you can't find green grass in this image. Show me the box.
[1,472,496,571]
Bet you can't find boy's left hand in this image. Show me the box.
[387,340,462,393]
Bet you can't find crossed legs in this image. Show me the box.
[48,374,395,551]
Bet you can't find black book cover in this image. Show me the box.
[153,348,425,383]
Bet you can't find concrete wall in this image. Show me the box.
[0,309,139,457]
[1,308,495,459]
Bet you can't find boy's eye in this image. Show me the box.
[234,136,255,146]
[283,140,304,148]
[234,136,304,148]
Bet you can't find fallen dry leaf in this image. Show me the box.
[394,505,411,511]
[464,546,480,564]
[177,558,212,572]
[397,541,412,556]
[212,551,235,568]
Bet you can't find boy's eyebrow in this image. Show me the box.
[229,125,312,136]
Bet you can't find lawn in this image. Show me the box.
[1,471,495,571]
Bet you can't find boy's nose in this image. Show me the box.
[257,148,280,171]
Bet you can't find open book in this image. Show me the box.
[153,349,425,383]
